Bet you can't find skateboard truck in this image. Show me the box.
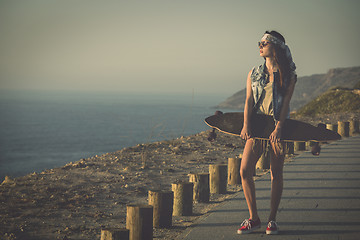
[207,128,217,141]
[207,111,223,142]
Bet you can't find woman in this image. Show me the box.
[237,31,297,235]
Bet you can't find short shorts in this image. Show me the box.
[251,138,285,159]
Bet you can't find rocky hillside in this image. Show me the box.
[216,66,360,111]
[295,87,360,117]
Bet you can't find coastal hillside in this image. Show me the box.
[216,66,360,110]
[295,85,360,117]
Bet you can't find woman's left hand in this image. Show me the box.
[269,127,282,143]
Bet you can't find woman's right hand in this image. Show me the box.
[240,125,251,140]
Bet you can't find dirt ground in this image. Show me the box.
[1,111,359,240]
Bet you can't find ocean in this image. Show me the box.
[0,90,232,180]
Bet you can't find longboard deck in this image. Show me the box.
[205,112,341,142]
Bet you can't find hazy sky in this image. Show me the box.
[1,0,360,95]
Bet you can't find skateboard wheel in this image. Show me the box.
[311,143,321,156]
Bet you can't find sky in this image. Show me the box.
[1,0,360,96]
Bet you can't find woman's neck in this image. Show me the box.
[265,58,278,73]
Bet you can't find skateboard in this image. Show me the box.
[205,111,341,155]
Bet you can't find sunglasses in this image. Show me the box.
[258,41,270,48]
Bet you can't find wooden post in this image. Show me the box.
[228,157,241,185]
[349,119,359,136]
[209,164,227,194]
[285,142,294,155]
[101,228,129,240]
[148,190,173,228]
[306,141,316,150]
[126,205,153,240]
[188,173,210,203]
[294,142,306,151]
[256,152,270,170]
[326,124,338,133]
[171,182,193,216]
[338,121,350,137]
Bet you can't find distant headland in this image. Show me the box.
[215,66,360,111]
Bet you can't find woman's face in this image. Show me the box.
[259,41,274,58]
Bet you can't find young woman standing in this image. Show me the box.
[237,31,297,235]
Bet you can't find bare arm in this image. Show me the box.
[240,70,254,140]
[269,74,297,142]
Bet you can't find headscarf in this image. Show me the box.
[261,33,296,72]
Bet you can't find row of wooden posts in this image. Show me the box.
[326,120,359,138]
[101,120,359,240]
[101,162,239,240]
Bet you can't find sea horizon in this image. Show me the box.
[0,89,236,180]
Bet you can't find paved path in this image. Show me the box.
[179,135,360,240]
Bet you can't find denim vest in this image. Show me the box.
[250,63,292,121]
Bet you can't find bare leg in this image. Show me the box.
[268,141,285,222]
[240,139,261,220]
